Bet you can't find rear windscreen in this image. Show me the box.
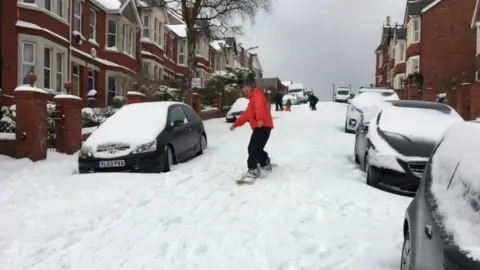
[337,90,349,95]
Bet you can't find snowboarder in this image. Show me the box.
[230,83,274,179]
[285,98,292,112]
[309,94,319,110]
[274,90,283,111]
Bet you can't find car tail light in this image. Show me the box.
[443,245,480,269]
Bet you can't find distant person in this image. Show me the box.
[230,83,274,180]
[274,90,283,111]
[285,99,292,112]
[309,93,319,110]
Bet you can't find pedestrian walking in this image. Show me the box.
[274,90,283,111]
[230,83,274,179]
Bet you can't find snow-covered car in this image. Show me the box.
[226,97,249,123]
[78,101,207,173]
[401,121,480,270]
[287,83,307,103]
[282,93,300,105]
[334,88,350,102]
[344,89,399,133]
[354,100,463,196]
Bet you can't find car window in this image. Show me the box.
[181,104,200,122]
[168,106,188,125]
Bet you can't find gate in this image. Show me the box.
[47,103,63,151]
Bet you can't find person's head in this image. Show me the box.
[242,83,254,96]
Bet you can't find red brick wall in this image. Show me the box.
[406,43,420,59]
[0,140,16,157]
[199,108,219,120]
[2,1,20,96]
[420,0,476,92]
[394,62,406,75]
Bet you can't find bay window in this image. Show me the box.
[142,62,149,77]
[413,19,420,42]
[45,0,52,11]
[399,43,405,61]
[154,65,158,79]
[178,39,185,64]
[127,28,133,55]
[170,37,175,59]
[56,0,63,17]
[119,24,126,51]
[195,39,201,55]
[107,19,117,47]
[164,28,168,49]
[21,42,35,84]
[215,55,220,71]
[154,18,158,43]
[22,0,35,3]
[107,76,116,105]
[89,9,96,41]
[55,52,64,92]
[72,64,80,96]
[73,0,82,32]
[88,69,95,91]
[143,15,150,38]
[44,48,52,89]
[412,58,419,73]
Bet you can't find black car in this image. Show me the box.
[354,100,463,196]
[79,101,207,173]
[401,121,480,270]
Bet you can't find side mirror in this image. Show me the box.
[172,120,185,127]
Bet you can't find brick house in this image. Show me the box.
[392,27,407,90]
[472,0,480,75]
[403,0,476,99]
[374,19,393,87]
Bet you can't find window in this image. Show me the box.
[195,39,200,55]
[73,0,82,32]
[88,69,95,91]
[170,37,175,59]
[56,0,63,17]
[127,27,133,55]
[153,18,158,43]
[107,19,116,47]
[412,58,419,73]
[164,29,168,49]
[158,22,163,44]
[215,55,220,71]
[72,64,80,96]
[143,15,149,38]
[378,54,383,68]
[21,42,35,84]
[178,39,185,64]
[45,0,52,11]
[154,65,158,79]
[107,76,116,105]
[55,52,64,92]
[413,19,420,42]
[399,43,405,61]
[477,25,480,55]
[119,24,126,51]
[22,0,35,3]
[44,48,52,89]
[89,9,96,40]
[142,62,149,77]
[195,71,201,78]
[168,107,188,125]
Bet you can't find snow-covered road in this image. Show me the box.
[0,102,412,270]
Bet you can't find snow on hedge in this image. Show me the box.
[430,121,480,260]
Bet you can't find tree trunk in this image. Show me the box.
[186,30,197,103]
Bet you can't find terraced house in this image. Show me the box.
[1,0,263,107]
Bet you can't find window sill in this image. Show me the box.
[18,2,69,25]
[88,39,99,47]
[104,47,136,60]
[72,30,86,41]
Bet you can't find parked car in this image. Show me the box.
[287,83,308,103]
[334,88,350,102]
[226,97,249,123]
[353,87,395,97]
[78,101,207,173]
[344,89,399,133]
[401,121,480,270]
[283,93,300,105]
[354,100,463,196]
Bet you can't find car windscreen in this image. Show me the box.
[337,90,349,95]
[288,89,303,93]
[378,104,463,142]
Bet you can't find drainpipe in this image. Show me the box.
[67,0,72,91]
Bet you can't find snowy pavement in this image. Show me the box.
[0,102,412,270]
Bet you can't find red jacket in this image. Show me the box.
[233,86,274,129]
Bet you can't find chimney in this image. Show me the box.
[386,16,390,26]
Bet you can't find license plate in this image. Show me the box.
[98,160,125,168]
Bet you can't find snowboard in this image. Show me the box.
[235,164,279,185]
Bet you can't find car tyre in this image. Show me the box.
[400,230,412,270]
[365,154,378,186]
[353,140,360,164]
[196,133,207,156]
[163,145,174,172]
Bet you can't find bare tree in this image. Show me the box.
[161,0,274,93]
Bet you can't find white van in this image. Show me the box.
[335,87,350,102]
[288,83,307,103]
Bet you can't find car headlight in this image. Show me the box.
[133,140,157,154]
[79,146,93,158]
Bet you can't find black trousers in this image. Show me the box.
[247,127,271,169]
[275,102,283,111]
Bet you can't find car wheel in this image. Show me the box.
[196,133,207,156]
[163,145,173,172]
[365,154,378,186]
[400,231,412,270]
[353,140,360,164]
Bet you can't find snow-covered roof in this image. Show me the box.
[137,0,148,7]
[166,24,186,38]
[93,0,122,10]
[281,81,292,86]
[209,40,222,51]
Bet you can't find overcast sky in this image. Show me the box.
[237,0,406,100]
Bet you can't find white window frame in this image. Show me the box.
[21,42,36,84]
[399,43,405,61]
[55,52,64,92]
[45,0,52,11]
[72,64,80,96]
[89,8,96,41]
[73,0,82,32]
[143,15,150,38]
[164,28,168,50]
[170,36,174,59]
[88,69,95,91]
[178,39,185,65]
[128,27,133,56]
[22,0,36,3]
[107,18,117,48]
[412,58,419,73]
[44,47,52,89]
[413,19,420,42]
[153,18,158,43]
[56,0,64,17]
[142,62,150,77]
[378,53,383,68]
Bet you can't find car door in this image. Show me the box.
[167,105,191,157]
[180,104,203,149]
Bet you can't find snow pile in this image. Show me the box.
[84,102,180,150]
[0,105,16,134]
[350,91,399,111]
[379,103,463,142]
[228,98,249,113]
[430,121,480,260]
